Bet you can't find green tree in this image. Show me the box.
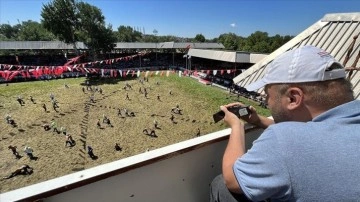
[158,35,179,42]
[194,34,206,42]
[116,25,142,42]
[18,20,56,41]
[76,2,116,55]
[0,24,20,39]
[218,33,238,50]
[142,34,158,42]
[41,0,78,44]
[244,31,270,52]
[41,0,116,55]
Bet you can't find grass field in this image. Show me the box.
[0,74,270,192]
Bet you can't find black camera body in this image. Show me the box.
[213,105,251,123]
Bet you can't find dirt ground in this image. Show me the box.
[0,76,227,192]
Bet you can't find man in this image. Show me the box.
[30,96,35,104]
[90,95,95,103]
[8,145,20,158]
[5,114,12,124]
[65,134,75,147]
[3,164,33,179]
[49,93,55,101]
[52,99,59,109]
[42,103,47,112]
[96,119,101,128]
[24,146,34,160]
[170,114,175,123]
[51,119,59,133]
[60,126,67,135]
[87,146,96,159]
[43,123,51,131]
[17,96,25,106]
[210,45,360,201]
[117,108,122,117]
[114,143,122,151]
[104,117,112,127]
[154,120,159,129]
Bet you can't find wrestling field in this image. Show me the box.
[0,74,269,192]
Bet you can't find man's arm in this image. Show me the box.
[220,104,246,194]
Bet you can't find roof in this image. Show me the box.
[187,49,268,63]
[115,42,225,49]
[233,12,360,100]
[0,41,87,50]
[0,41,224,50]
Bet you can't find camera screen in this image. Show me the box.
[238,108,249,116]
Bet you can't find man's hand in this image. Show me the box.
[220,103,243,128]
[222,102,274,129]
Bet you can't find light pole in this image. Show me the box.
[153,29,158,67]
[184,54,188,70]
[188,55,191,71]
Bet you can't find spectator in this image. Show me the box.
[210,45,360,201]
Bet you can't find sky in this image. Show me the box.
[0,0,359,39]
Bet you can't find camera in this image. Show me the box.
[213,105,251,123]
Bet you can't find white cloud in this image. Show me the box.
[230,23,236,28]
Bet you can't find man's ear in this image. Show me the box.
[286,87,303,110]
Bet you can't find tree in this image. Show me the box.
[117,25,142,42]
[41,0,78,44]
[18,20,56,41]
[76,2,116,55]
[218,33,238,50]
[0,24,20,39]
[194,34,206,42]
[41,0,116,56]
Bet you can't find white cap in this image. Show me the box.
[245,45,346,92]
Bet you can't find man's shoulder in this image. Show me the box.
[267,121,308,131]
[263,121,317,142]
